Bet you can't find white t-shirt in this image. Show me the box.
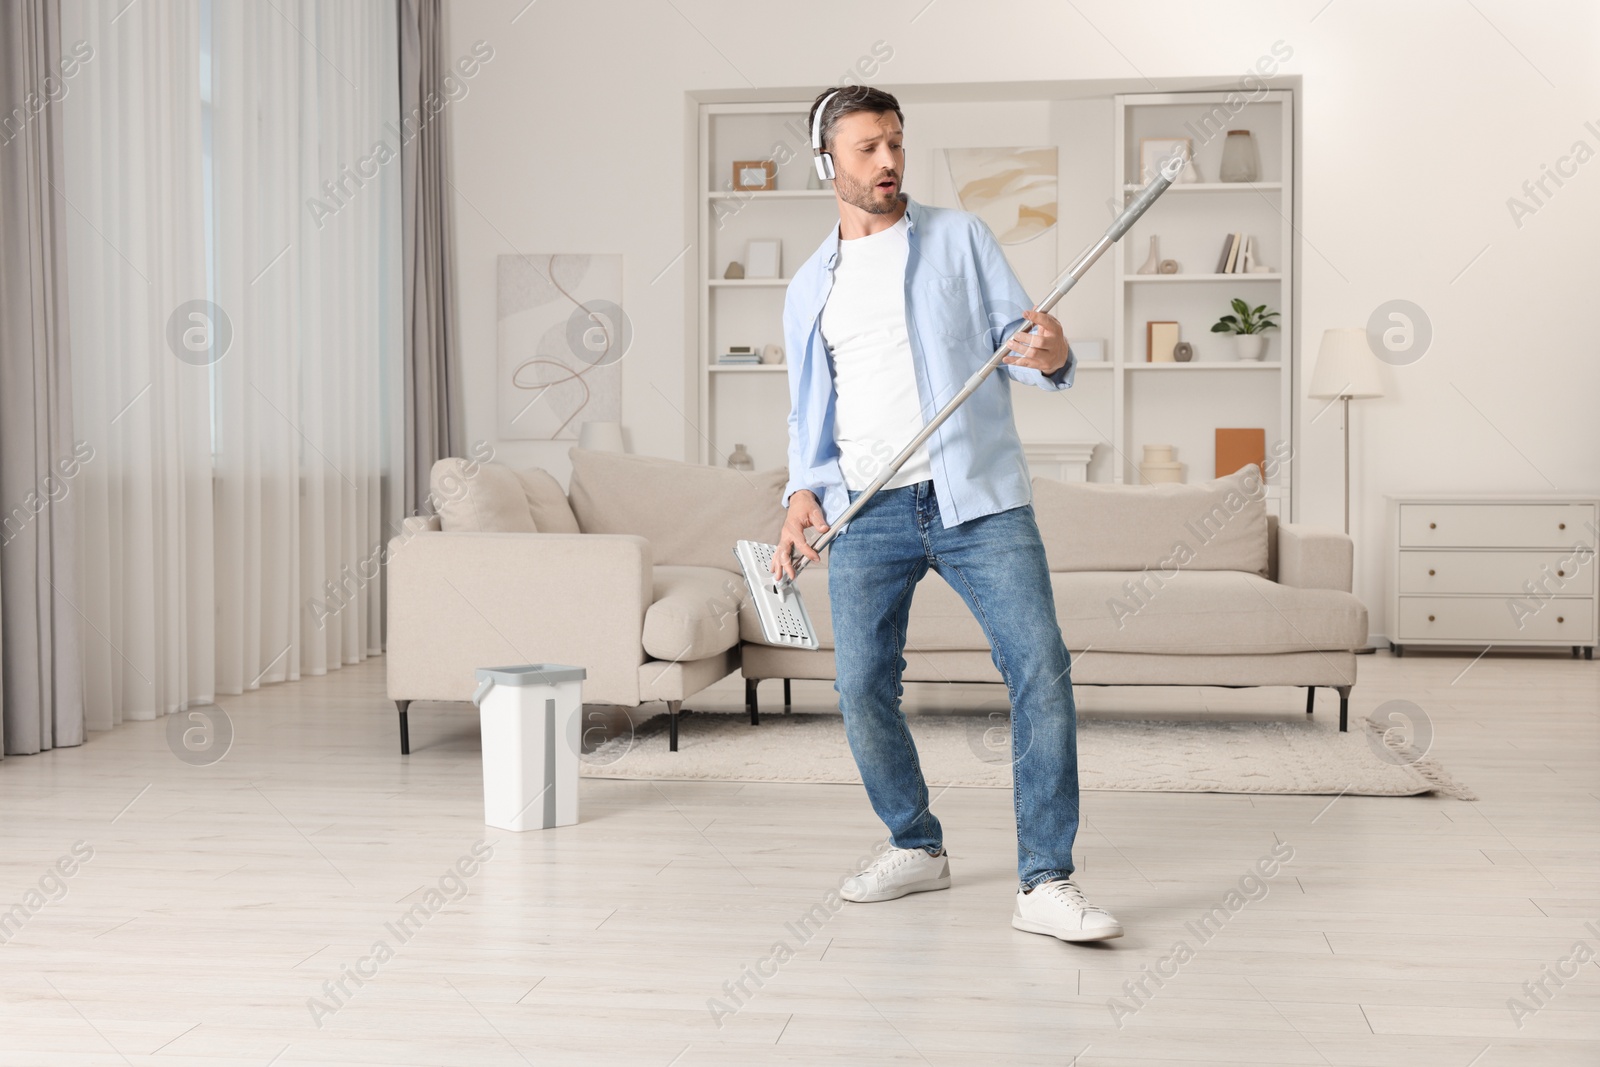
[820,213,934,492]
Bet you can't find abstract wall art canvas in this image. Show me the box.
[497,253,626,440]
[932,145,1058,294]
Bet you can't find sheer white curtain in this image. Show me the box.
[210,0,396,691]
[63,0,214,726]
[63,0,398,725]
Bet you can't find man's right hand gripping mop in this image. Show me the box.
[735,154,1185,648]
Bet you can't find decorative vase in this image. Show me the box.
[728,443,754,471]
[1233,333,1269,361]
[1139,444,1183,484]
[1137,236,1160,275]
[1219,130,1258,183]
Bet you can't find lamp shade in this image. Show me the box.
[1308,327,1386,400]
[577,420,625,452]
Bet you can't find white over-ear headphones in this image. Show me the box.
[810,90,841,182]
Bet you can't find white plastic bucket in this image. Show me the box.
[471,663,586,831]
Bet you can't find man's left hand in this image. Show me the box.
[1001,309,1070,376]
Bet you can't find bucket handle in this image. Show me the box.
[471,677,494,708]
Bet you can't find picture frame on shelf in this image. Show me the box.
[1146,320,1179,362]
[732,160,776,192]
[745,239,781,279]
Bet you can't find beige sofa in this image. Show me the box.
[385,449,1366,753]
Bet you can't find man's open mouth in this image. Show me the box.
[877,178,897,191]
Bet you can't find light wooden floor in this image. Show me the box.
[0,649,1595,1065]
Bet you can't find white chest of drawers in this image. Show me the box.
[1387,495,1598,658]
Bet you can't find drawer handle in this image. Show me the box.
[1559,522,1566,530]
[1428,522,1436,529]
[1558,616,1565,624]
[1428,568,1436,576]
[1427,614,1436,622]
[1558,569,1565,577]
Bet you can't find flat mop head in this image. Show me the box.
[733,540,820,650]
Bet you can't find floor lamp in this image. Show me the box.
[1308,328,1385,535]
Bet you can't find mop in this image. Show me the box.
[736,154,1185,650]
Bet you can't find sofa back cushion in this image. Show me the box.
[431,458,537,533]
[567,448,786,572]
[1031,468,1270,576]
[429,458,583,534]
[516,467,581,533]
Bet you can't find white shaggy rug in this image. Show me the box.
[581,710,1474,799]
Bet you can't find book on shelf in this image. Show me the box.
[1222,232,1245,274]
[717,354,762,365]
[1215,234,1236,275]
[1216,428,1266,479]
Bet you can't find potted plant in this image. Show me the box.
[1210,298,1279,361]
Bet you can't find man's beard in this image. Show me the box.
[835,167,901,215]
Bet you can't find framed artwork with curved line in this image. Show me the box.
[930,145,1057,301]
[496,253,625,439]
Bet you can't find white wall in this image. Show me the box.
[445,0,1600,641]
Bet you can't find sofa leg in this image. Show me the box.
[396,701,411,756]
[668,700,681,752]
[783,677,791,710]
[1336,686,1351,732]
[746,679,760,726]
[1305,687,1315,716]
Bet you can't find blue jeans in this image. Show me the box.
[827,479,1080,891]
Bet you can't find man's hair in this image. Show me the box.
[807,85,903,156]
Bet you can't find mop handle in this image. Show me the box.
[786,156,1182,578]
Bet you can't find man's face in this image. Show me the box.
[828,109,904,215]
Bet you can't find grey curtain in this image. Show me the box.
[0,0,85,756]
[397,0,464,514]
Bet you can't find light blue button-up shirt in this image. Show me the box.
[781,193,1076,529]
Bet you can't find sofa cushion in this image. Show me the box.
[431,458,537,533]
[740,567,1366,655]
[1058,570,1367,654]
[1031,469,1269,576]
[644,565,745,661]
[567,448,786,573]
[516,467,580,533]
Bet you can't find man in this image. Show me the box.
[771,85,1121,943]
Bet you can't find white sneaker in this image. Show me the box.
[840,846,951,903]
[1012,878,1123,942]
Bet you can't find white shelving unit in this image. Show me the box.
[1112,90,1298,517]
[696,102,836,471]
[692,89,1300,516]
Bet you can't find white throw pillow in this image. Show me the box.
[516,467,580,533]
[430,458,536,533]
